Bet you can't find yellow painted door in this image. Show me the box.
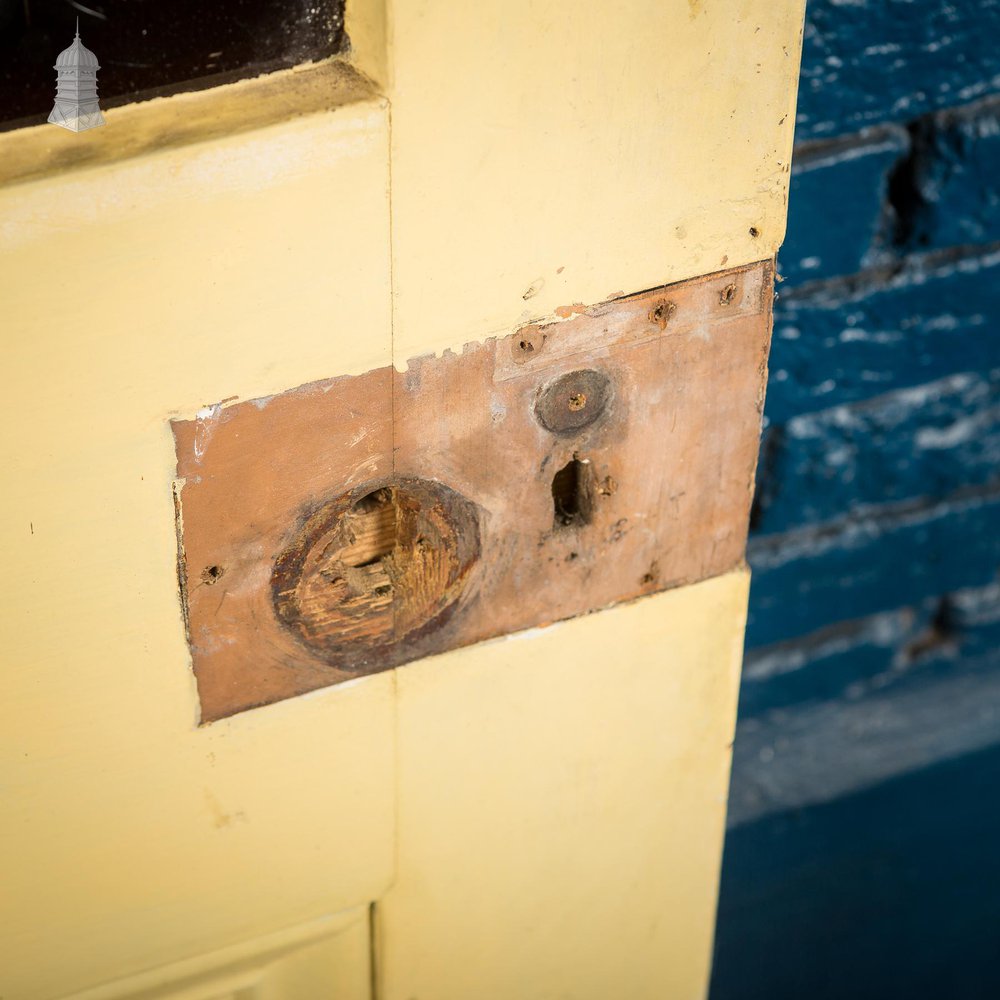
[0,2,805,997]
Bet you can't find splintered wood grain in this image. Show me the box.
[173,260,773,721]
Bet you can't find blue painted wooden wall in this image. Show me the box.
[713,2,1000,996]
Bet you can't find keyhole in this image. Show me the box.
[551,457,595,528]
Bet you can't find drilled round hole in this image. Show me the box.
[271,478,481,669]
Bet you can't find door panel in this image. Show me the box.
[0,102,395,1000]
[61,910,371,1000]
[0,1,805,996]
[380,571,749,1000]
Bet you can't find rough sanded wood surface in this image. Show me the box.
[173,260,773,721]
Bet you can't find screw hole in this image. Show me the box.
[749,226,760,238]
[649,300,676,329]
[202,565,225,585]
[513,329,547,364]
[568,392,587,411]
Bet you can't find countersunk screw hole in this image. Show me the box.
[535,368,611,433]
[513,330,547,364]
[649,300,676,330]
[720,283,738,305]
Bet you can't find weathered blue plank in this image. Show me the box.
[731,624,1000,827]
[890,96,1000,253]
[780,126,907,285]
[713,742,1000,999]
[740,580,1000,720]
[746,483,1000,648]
[754,370,1000,536]
[783,96,1000,284]
[765,244,1000,426]
[796,0,1000,141]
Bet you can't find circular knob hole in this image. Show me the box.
[271,478,480,669]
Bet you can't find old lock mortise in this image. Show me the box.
[173,261,773,719]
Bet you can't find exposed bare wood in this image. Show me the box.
[173,260,773,721]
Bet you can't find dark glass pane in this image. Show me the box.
[0,0,347,130]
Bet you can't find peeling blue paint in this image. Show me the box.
[796,0,1000,140]
[715,5,1000,995]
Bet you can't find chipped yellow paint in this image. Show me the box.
[0,0,804,996]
